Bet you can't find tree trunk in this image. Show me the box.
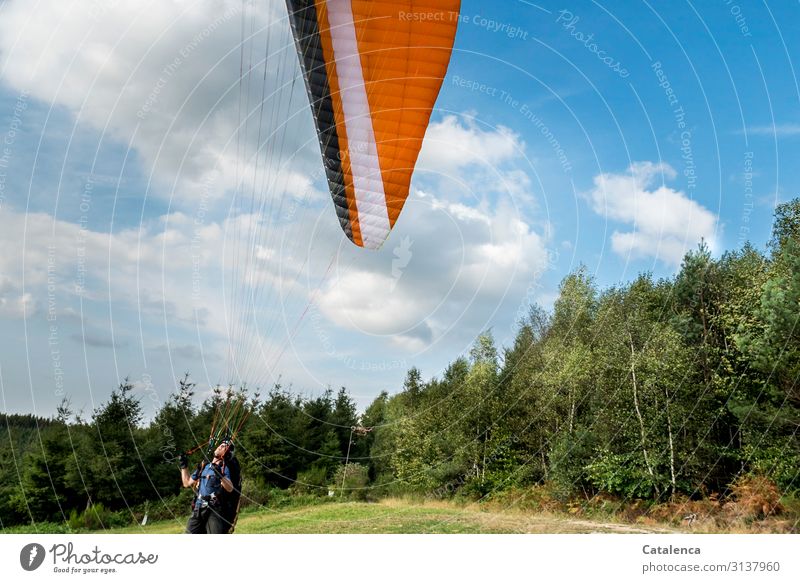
[664,386,677,498]
[629,332,659,495]
[541,449,548,480]
[699,289,711,385]
[568,391,575,434]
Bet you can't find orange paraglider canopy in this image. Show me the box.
[286,0,461,249]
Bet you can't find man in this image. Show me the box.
[179,440,234,534]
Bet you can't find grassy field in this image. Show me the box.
[102,499,678,534]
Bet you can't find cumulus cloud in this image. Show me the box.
[70,332,126,349]
[0,277,34,318]
[0,0,567,408]
[149,343,222,362]
[299,112,552,354]
[587,162,718,266]
[316,189,550,352]
[0,0,317,205]
[0,204,316,384]
[417,115,525,176]
[0,0,554,384]
[311,116,550,354]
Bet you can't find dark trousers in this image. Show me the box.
[185,504,231,534]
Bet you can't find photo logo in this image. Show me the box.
[391,236,413,291]
[20,543,46,571]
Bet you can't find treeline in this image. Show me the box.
[368,199,800,502]
[1,200,799,529]
[0,377,364,527]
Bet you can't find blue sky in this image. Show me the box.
[0,0,797,417]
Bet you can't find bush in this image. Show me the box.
[483,485,562,513]
[130,490,195,524]
[728,474,783,520]
[292,465,330,495]
[240,478,272,507]
[585,450,666,500]
[67,503,131,531]
[746,443,800,495]
[332,463,370,500]
[548,429,597,500]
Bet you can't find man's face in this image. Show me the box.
[214,443,229,459]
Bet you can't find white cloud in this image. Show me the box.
[0,205,316,384]
[743,124,800,137]
[587,162,718,266]
[311,116,551,354]
[0,276,34,318]
[316,192,549,352]
[417,115,525,176]
[0,0,317,206]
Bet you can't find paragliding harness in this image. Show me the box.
[189,460,226,512]
[183,392,251,533]
[219,450,242,531]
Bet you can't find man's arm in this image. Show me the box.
[181,467,197,488]
[179,454,198,488]
[212,463,234,493]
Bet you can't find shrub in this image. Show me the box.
[332,463,370,500]
[484,485,562,513]
[67,503,130,531]
[240,478,272,507]
[292,465,330,495]
[728,474,783,519]
[130,489,194,524]
[548,429,597,500]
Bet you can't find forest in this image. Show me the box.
[1,199,798,530]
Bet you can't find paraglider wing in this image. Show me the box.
[286,0,461,249]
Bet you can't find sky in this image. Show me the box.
[0,0,798,417]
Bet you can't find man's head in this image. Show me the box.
[214,440,231,459]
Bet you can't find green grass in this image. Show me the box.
[90,499,673,534]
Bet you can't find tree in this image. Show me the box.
[89,378,145,507]
[735,213,800,489]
